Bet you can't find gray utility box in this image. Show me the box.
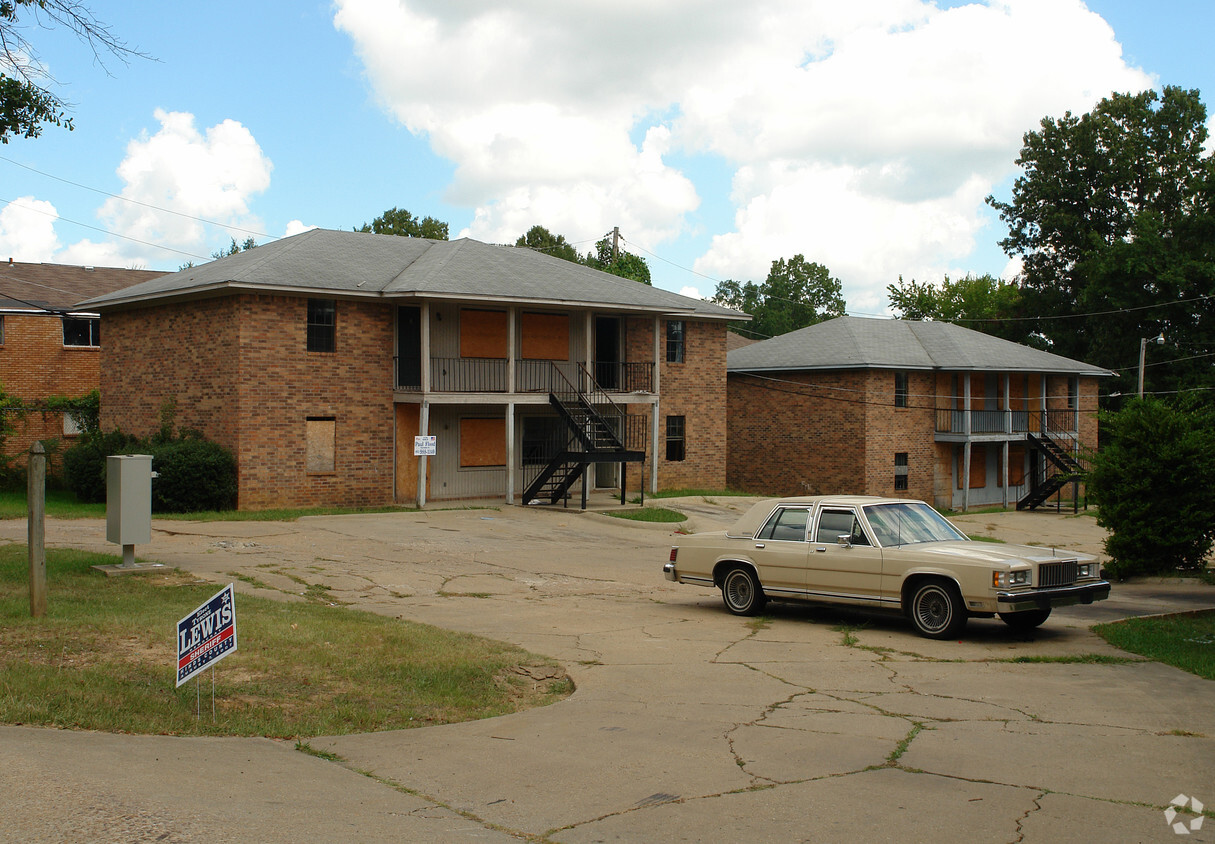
[106,454,152,549]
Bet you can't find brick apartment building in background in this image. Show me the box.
[726,316,1113,511]
[80,229,746,510]
[0,260,165,461]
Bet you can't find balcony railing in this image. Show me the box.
[935,408,1077,436]
[395,357,655,394]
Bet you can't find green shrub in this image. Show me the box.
[62,430,141,503]
[147,436,236,513]
[1088,398,1215,579]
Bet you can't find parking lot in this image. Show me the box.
[2,499,1213,842]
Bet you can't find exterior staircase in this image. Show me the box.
[523,365,645,506]
[1017,432,1084,511]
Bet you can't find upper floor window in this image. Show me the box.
[894,372,908,408]
[63,317,100,347]
[666,320,685,363]
[0,315,5,344]
[894,452,909,491]
[307,298,336,353]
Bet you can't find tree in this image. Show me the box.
[212,236,257,259]
[1,1,144,142]
[712,255,846,339]
[887,273,1034,345]
[585,236,651,284]
[515,225,581,263]
[1087,398,1215,578]
[356,207,449,240]
[987,87,1215,389]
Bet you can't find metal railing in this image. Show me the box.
[394,356,654,394]
[935,408,1079,436]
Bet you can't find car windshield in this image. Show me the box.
[862,502,968,547]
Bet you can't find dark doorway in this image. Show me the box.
[397,306,422,388]
[594,316,621,389]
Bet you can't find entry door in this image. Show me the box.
[594,316,621,389]
[397,306,422,389]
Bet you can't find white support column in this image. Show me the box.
[420,302,432,394]
[506,403,515,505]
[507,306,517,394]
[585,312,593,387]
[417,400,430,508]
[651,315,661,494]
[962,373,972,512]
[1002,373,1010,509]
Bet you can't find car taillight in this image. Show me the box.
[669,547,678,562]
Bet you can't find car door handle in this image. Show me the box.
[754,543,765,549]
[815,546,827,552]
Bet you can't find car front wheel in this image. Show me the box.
[721,567,766,616]
[908,580,966,639]
[998,607,1051,631]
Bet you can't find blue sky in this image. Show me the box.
[1,1,1211,317]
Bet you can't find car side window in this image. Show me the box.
[815,509,871,546]
[756,507,809,542]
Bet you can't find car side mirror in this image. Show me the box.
[837,534,852,549]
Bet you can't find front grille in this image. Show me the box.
[1038,560,1078,588]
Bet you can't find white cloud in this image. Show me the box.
[335,0,1154,306]
[284,220,318,237]
[679,285,703,300]
[0,198,61,262]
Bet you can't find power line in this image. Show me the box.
[0,197,209,261]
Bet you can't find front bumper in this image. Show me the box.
[663,563,677,582]
[996,580,1111,612]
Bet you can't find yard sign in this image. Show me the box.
[414,435,437,456]
[176,583,238,687]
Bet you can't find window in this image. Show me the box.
[756,507,809,542]
[0,315,5,344]
[666,320,684,363]
[63,317,100,347]
[665,415,685,461]
[815,508,871,546]
[459,418,506,468]
[894,372,908,408]
[894,452,909,491]
[307,299,336,353]
[306,417,336,473]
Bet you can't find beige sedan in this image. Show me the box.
[663,495,1110,639]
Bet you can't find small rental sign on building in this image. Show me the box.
[176,583,238,687]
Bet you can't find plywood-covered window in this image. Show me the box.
[1007,443,1026,486]
[459,418,506,468]
[460,309,508,359]
[959,444,987,489]
[306,417,336,473]
[521,312,569,360]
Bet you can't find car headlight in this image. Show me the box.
[993,570,1031,589]
[1077,562,1094,579]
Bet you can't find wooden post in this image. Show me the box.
[28,442,46,618]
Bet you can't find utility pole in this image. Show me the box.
[611,226,620,264]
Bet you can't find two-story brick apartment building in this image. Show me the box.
[80,229,745,509]
[0,260,165,459]
[726,316,1113,511]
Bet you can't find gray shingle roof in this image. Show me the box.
[0,262,165,312]
[77,229,745,320]
[727,316,1113,376]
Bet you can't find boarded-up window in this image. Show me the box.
[460,418,506,467]
[521,312,569,360]
[460,309,508,359]
[1008,443,1026,486]
[958,445,987,489]
[306,417,336,473]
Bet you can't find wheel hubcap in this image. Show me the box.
[727,575,751,608]
[917,589,949,631]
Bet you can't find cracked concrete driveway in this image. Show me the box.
[2,499,1213,843]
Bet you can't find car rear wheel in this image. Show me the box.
[721,567,766,616]
[908,580,966,639]
[998,607,1051,631]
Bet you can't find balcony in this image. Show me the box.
[395,357,654,395]
[935,409,1077,438]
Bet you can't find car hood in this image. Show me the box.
[886,540,1092,564]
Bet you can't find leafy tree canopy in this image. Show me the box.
[515,225,581,263]
[887,273,1036,346]
[1,0,144,142]
[712,255,846,339]
[987,86,1215,396]
[584,236,651,284]
[357,207,449,240]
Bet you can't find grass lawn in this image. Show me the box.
[1093,610,1215,680]
[604,507,687,523]
[0,545,570,737]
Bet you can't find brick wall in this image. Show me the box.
[0,313,101,463]
[102,294,395,509]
